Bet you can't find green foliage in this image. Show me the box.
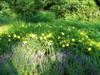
[15,11,55,22]
[1,0,100,22]
[32,11,55,22]
[0,0,100,75]
[12,37,100,75]
[95,0,100,6]
[0,1,17,24]
[0,19,100,75]
[0,19,100,55]
[12,39,55,75]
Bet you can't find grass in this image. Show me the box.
[0,18,100,75]
[11,38,100,75]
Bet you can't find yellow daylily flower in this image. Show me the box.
[17,36,21,39]
[13,34,17,38]
[47,33,52,38]
[41,33,45,36]
[40,36,43,40]
[23,41,27,44]
[8,35,11,37]
[80,31,86,36]
[62,44,65,47]
[88,48,92,51]
[66,43,69,47]
[72,38,75,42]
[61,32,64,35]
[44,36,47,40]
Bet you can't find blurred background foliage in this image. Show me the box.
[0,0,100,22]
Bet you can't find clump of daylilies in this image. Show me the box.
[0,28,100,54]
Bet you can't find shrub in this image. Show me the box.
[3,0,100,21]
[0,1,17,24]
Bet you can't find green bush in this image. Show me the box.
[0,1,17,24]
[3,0,100,22]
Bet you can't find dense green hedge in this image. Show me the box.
[0,0,99,21]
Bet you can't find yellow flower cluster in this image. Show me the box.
[13,34,21,39]
[61,32,65,35]
[87,39,100,50]
[28,33,37,39]
[87,47,92,51]
[40,33,53,40]
[72,38,75,42]
[80,31,86,36]
[56,30,100,51]
[58,37,70,48]
[96,42,100,50]
[4,29,100,52]
[87,39,95,46]
[39,33,54,46]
